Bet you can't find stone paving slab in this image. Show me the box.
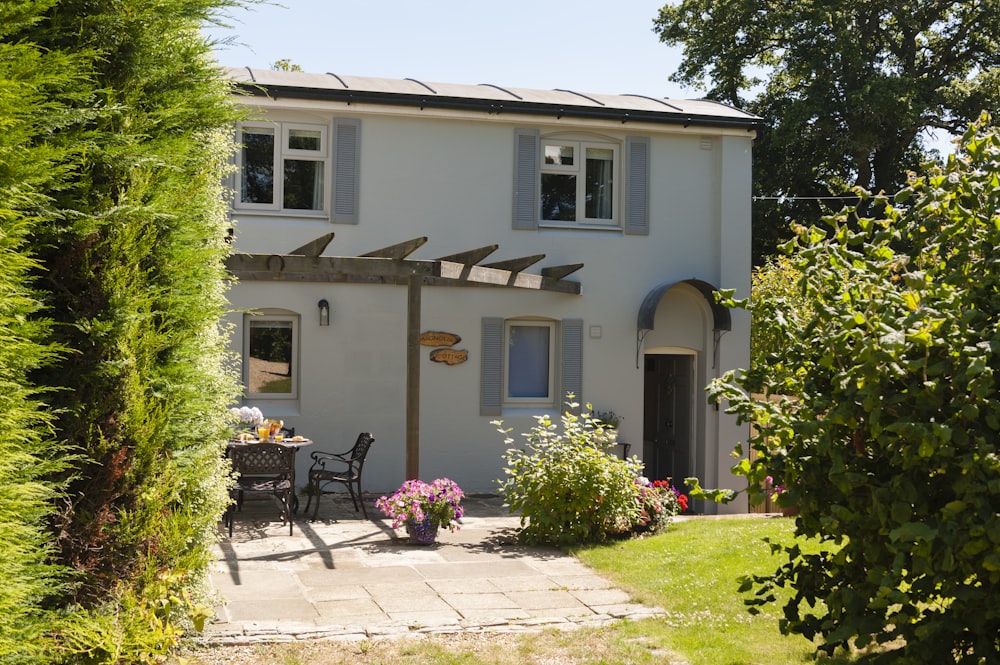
[203,494,665,645]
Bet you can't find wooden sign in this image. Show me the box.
[430,348,468,365]
[420,331,462,347]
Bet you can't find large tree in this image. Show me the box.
[707,116,1000,663]
[654,0,1000,263]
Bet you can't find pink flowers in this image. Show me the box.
[764,476,786,498]
[375,478,465,531]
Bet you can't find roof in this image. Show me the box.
[226,67,762,131]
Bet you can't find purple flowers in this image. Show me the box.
[375,478,465,531]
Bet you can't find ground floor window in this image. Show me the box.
[244,314,298,399]
[481,317,582,416]
[505,321,554,403]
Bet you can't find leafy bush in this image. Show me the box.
[494,400,644,545]
[707,115,1000,663]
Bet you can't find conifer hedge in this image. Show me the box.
[2,0,244,662]
[0,5,81,662]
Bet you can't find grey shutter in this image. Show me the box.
[560,319,583,410]
[332,118,360,223]
[624,136,650,236]
[512,128,539,230]
[480,317,504,416]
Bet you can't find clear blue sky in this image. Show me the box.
[204,0,693,99]
[204,0,954,152]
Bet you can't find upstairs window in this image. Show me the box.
[237,123,328,213]
[541,141,617,224]
[513,129,648,235]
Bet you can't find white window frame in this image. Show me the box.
[235,121,329,216]
[503,320,556,406]
[540,138,620,227]
[243,313,300,400]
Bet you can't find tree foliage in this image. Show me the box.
[654,1,1000,262]
[708,116,1000,663]
[1,0,245,661]
[744,254,817,393]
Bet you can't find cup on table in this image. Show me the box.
[274,432,284,442]
[257,425,269,441]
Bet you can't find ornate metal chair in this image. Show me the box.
[305,432,375,519]
[227,443,296,536]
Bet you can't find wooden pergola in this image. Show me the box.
[226,233,582,479]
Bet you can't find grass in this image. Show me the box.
[179,517,858,665]
[573,516,851,664]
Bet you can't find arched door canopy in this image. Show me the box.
[636,278,731,367]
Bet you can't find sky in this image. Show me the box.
[203,0,955,153]
[204,0,694,100]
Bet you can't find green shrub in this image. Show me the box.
[494,400,644,546]
[707,115,1000,663]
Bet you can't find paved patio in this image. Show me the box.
[205,493,664,645]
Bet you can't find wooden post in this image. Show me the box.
[405,274,422,479]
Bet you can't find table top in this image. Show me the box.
[227,436,313,448]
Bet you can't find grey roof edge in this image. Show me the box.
[227,67,762,131]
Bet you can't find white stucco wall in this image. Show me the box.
[227,97,753,510]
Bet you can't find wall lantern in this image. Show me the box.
[317,299,330,326]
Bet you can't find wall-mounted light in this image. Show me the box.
[318,299,330,326]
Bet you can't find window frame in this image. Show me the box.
[503,320,556,406]
[235,121,330,216]
[243,312,300,400]
[540,138,620,227]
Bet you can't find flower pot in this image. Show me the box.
[405,518,439,545]
[780,505,800,517]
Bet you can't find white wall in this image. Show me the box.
[228,100,753,507]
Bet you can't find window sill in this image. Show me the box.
[501,404,558,417]
[538,221,622,233]
[232,208,330,222]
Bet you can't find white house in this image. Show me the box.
[224,67,758,514]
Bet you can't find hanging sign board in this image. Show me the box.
[430,348,468,365]
[420,331,461,347]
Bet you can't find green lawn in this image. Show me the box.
[574,516,852,665]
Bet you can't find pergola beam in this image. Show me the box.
[361,237,427,259]
[289,232,335,257]
[541,263,584,280]
[480,254,545,273]
[435,244,499,265]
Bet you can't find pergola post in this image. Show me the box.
[405,274,422,480]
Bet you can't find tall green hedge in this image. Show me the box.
[2,0,245,662]
[0,4,82,661]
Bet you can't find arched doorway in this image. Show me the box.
[636,278,729,490]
